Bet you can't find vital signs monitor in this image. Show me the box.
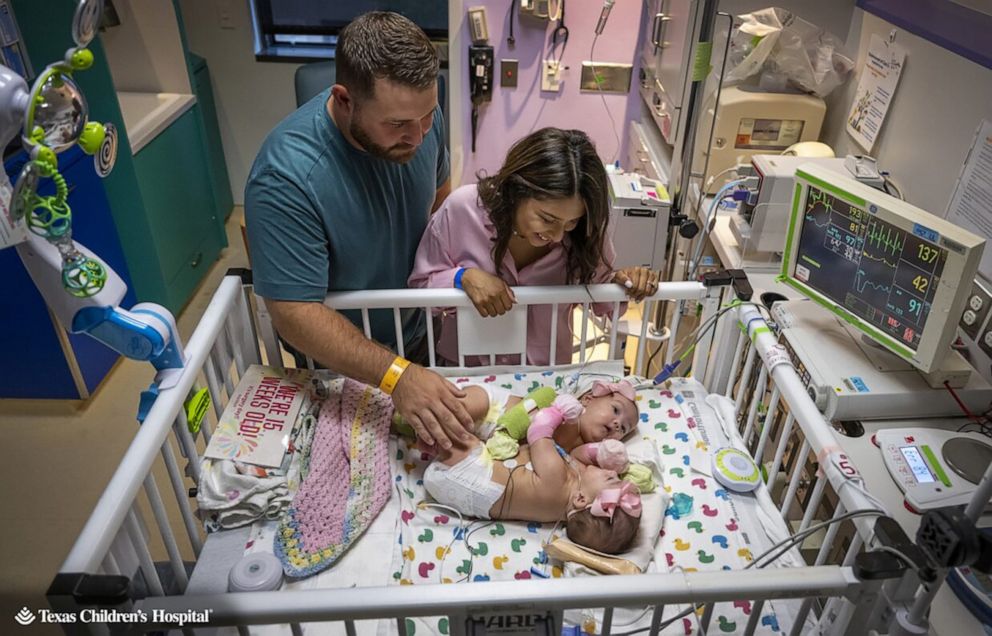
[781,164,985,374]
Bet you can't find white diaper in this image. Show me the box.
[423,446,505,519]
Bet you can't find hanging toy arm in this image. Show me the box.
[1,0,185,397]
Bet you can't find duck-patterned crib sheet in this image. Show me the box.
[644,376,791,635]
[392,369,792,635]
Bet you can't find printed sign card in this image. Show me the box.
[846,34,906,152]
[204,365,312,468]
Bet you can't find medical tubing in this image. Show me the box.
[688,178,746,276]
[654,301,770,384]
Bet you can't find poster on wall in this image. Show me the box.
[846,33,906,152]
[945,119,992,281]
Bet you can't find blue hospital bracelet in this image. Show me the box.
[454,267,466,289]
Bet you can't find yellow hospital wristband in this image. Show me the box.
[379,357,411,394]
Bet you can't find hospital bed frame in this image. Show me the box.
[48,271,929,635]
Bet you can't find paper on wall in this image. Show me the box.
[945,119,992,281]
[846,34,906,152]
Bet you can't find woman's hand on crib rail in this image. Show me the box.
[392,364,474,450]
[612,267,660,302]
[461,268,517,317]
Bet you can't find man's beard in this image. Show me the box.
[349,117,418,164]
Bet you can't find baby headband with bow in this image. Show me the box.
[590,379,636,402]
[589,480,642,520]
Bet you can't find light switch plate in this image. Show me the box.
[500,59,518,88]
[580,62,633,93]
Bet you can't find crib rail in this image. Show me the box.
[723,304,921,634]
[255,281,713,374]
[48,274,919,636]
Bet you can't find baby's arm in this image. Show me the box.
[572,440,629,473]
[525,395,582,486]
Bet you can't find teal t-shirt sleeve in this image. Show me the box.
[245,169,328,302]
[434,108,449,188]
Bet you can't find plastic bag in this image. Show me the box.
[725,7,853,98]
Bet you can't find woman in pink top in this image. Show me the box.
[408,128,658,365]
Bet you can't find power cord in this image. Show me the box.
[588,33,620,164]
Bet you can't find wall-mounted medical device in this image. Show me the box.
[607,171,671,270]
[519,0,562,21]
[696,87,826,193]
[781,164,985,377]
[468,6,489,45]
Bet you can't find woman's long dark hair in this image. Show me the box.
[476,128,610,284]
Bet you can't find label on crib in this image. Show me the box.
[764,344,793,372]
[204,365,312,468]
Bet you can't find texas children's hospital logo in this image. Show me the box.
[14,607,211,627]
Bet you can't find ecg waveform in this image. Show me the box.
[804,189,836,228]
[865,220,905,255]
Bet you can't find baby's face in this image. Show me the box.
[578,394,638,443]
[577,464,624,501]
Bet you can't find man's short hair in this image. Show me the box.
[336,11,439,100]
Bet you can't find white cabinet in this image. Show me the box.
[638,0,700,148]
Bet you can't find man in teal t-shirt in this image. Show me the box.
[245,12,472,450]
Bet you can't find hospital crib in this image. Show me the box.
[48,271,929,635]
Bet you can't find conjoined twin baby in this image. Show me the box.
[398,379,651,555]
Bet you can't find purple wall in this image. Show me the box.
[457,1,644,182]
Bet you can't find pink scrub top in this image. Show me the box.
[408,184,623,365]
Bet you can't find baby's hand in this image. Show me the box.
[575,440,629,473]
[527,395,583,444]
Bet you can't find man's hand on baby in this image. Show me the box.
[391,365,474,450]
[612,267,660,302]
[461,268,517,317]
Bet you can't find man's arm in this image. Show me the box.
[266,299,473,449]
[432,179,451,214]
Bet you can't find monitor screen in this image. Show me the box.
[792,183,948,352]
[783,164,984,374]
[899,446,935,484]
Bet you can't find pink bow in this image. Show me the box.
[590,380,636,403]
[589,481,642,520]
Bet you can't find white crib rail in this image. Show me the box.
[59,274,260,575]
[728,305,885,533]
[254,282,713,373]
[49,274,923,636]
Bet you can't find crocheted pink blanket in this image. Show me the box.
[275,378,394,578]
